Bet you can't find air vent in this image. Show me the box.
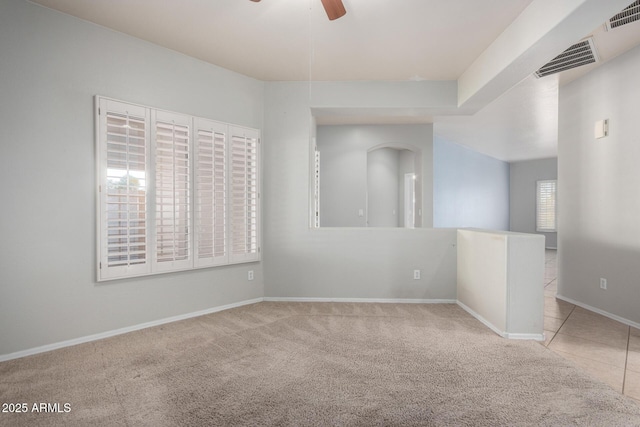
[606,0,640,30]
[535,38,598,78]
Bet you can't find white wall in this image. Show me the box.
[0,0,264,356]
[457,229,544,338]
[509,158,558,248]
[433,138,510,230]
[263,83,457,300]
[558,44,640,324]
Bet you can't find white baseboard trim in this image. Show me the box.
[263,297,457,304]
[504,332,546,341]
[3,295,547,362]
[456,301,507,338]
[555,294,640,330]
[456,301,545,341]
[0,297,264,363]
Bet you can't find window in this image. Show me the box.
[153,110,192,272]
[194,118,228,267]
[96,97,260,281]
[536,180,557,232]
[229,128,260,263]
[312,144,320,228]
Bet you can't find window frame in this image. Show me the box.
[536,179,557,233]
[96,96,260,282]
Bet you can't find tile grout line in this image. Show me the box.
[547,303,576,347]
[551,339,628,372]
[545,266,571,348]
[544,253,572,353]
[551,318,630,354]
[545,251,632,399]
[622,326,630,394]
[543,262,560,347]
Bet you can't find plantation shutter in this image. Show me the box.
[152,111,192,272]
[97,96,260,281]
[97,98,150,280]
[194,118,228,267]
[229,126,260,263]
[536,180,557,232]
[314,145,320,228]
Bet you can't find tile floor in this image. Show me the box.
[542,250,640,404]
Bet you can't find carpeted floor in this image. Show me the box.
[1,301,640,426]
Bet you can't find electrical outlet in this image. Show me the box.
[600,278,607,289]
[248,270,254,281]
[413,270,421,280]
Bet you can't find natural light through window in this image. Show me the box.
[536,179,557,233]
[96,97,260,281]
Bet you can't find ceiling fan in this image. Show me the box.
[250,0,347,21]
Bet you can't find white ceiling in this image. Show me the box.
[434,75,559,162]
[29,0,640,162]
[30,0,533,82]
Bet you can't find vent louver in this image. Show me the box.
[535,38,598,78]
[606,0,640,30]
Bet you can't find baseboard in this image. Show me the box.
[456,301,545,341]
[456,301,507,338]
[2,295,544,362]
[555,294,640,330]
[0,297,264,363]
[263,297,457,304]
[504,332,546,341]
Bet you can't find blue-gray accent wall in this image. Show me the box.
[434,138,510,230]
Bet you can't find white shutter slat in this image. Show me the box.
[152,111,192,272]
[98,97,260,281]
[98,98,150,280]
[229,127,260,263]
[536,180,557,232]
[194,118,228,267]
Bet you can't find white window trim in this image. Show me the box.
[96,96,260,282]
[536,179,557,233]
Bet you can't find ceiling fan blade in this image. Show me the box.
[320,0,346,21]
[249,0,260,2]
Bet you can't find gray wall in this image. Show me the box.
[558,43,640,324]
[0,0,264,356]
[263,83,457,300]
[433,138,510,230]
[509,158,558,248]
[367,148,400,227]
[317,126,367,227]
[317,124,430,227]
[398,149,416,227]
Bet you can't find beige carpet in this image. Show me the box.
[1,301,640,426]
